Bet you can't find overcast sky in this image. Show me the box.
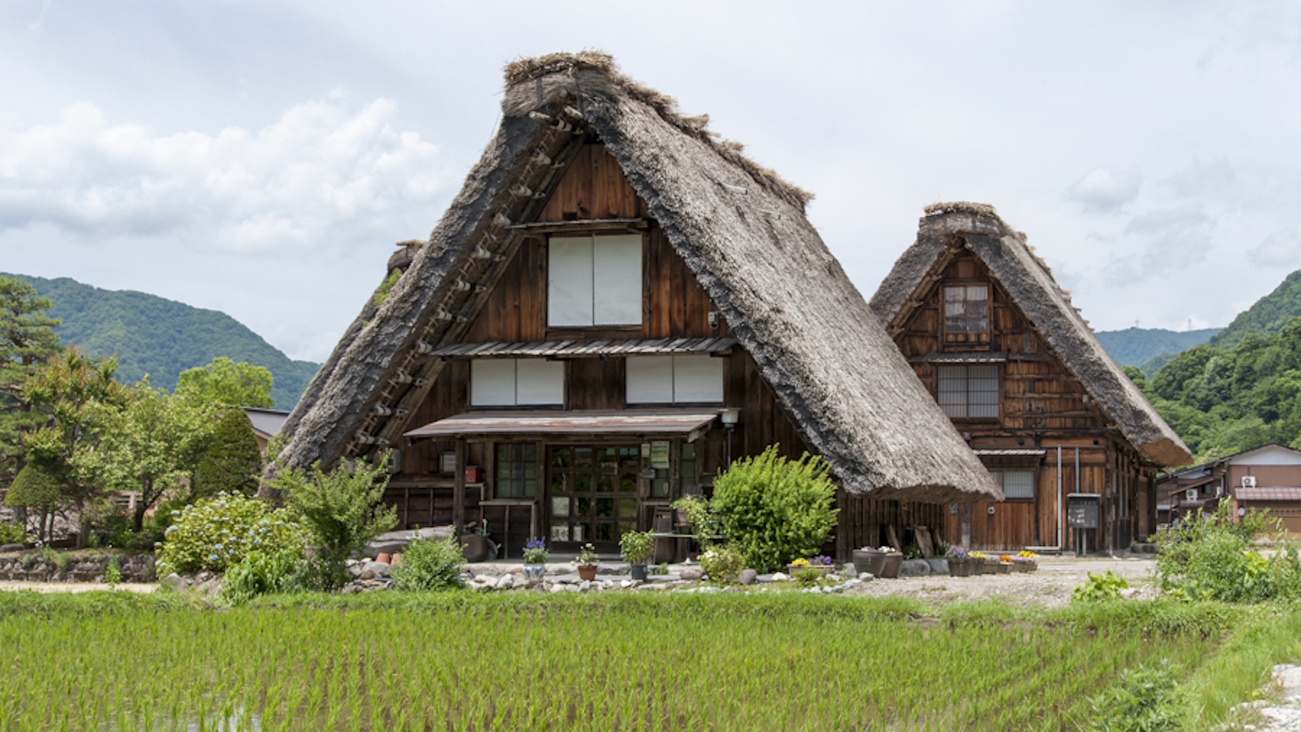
[3,1,1299,363]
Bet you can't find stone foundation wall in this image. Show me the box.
[0,554,155,583]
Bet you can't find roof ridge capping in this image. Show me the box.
[502,51,813,211]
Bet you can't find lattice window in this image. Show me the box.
[937,364,999,419]
[944,284,989,334]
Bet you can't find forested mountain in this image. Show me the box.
[1129,317,1301,464]
[2,273,319,409]
[1210,269,1301,349]
[1095,327,1221,369]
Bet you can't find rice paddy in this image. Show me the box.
[0,591,1251,731]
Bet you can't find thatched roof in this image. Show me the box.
[870,203,1192,467]
[273,53,1000,503]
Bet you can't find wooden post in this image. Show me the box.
[453,439,467,534]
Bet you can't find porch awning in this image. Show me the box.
[404,409,722,441]
[430,337,737,359]
[1237,487,1301,502]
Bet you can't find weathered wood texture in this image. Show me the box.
[537,144,649,222]
[898,251,1155,552]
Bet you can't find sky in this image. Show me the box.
[2,1,1300,364]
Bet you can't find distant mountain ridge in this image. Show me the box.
[1210,269,1301,349]
[1094,327,1221,370]
[3,273,319,409]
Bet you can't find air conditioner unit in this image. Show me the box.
[1242,475,1257,489]
[1186,488,1198,502]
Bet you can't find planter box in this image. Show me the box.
[1011,560,1037,573]
[787,564,834,577]
[948,558,975,577]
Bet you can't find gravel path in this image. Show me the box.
[0,581,155,594]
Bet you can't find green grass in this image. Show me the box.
[0,590,1289,731]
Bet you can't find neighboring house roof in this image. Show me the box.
[275,52,1000,503]
[1237,487,1301,502]
[1161,443,1301,481]
[870,202,1192,468]
[243,407,290,440]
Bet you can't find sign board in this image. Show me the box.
[650,441,671,470]
[1067,493,1101,529]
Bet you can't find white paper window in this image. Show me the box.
[937,364,999,419]
[997,470,1035,500]
[471,359,564,406]
[626,355,724,404]
[548,234,642,326]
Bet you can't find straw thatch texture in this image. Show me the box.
[274,54,1000,503]
[871,204,1192,467]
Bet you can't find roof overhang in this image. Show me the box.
[911,352,1009,364]
[431,337,737,359]
[404,409,722,441]
[1236,487,1301,502]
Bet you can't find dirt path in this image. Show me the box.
[846,555,1159,609]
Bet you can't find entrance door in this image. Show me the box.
[548,444,641,552]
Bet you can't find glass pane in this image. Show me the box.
[600,447,618,467]
[574,474,591,493]
[575,448,593,469]
[619,447,640,469]
[550,525,570,542]
[618,498,637,518]
[521,478,536,498]
[651,478,668,498]
[618,521,635,539]
[551,472,569,493]
[572,525,585,541]
[576,497,591,517]
[945,286,965,302]
[596,498,614,518]
[1003,471,1035,499]
[551,447,571,468]
[619,475,637,494]
[597,474,616,492]
[594,523,614,542]
[553,497,570,517]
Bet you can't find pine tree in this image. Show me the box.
[191,407,262,499]
[0,276,61,491]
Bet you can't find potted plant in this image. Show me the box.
[945,545,972,577]
[787,555,834,576]
[1011,550,1038,572]
[619,530,654,581]
[574,542,599,581]
[852,546,887,577]
[879,547,904,579]
[522,536,548,581]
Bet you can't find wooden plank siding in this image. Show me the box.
[897,251,1153,553]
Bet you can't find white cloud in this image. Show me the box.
[1162,157,1236,198]
[1102,204,1213,285]
[0,94,449,255]
[1249,225,1301,268]
[1064,166,1142,214]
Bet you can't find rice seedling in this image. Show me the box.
[0,591,1270,731]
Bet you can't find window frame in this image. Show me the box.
[943,283,990,336]
[547,233,644,329]
[991,469,1036,502]
[936,363,1000,420]
[469,358,565,408]
[625,354,725,405]
[494,442,539,499]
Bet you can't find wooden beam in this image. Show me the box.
[453,439,467,534]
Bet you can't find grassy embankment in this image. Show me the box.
[0,590,1297,730]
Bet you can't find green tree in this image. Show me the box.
[175,357,274,409]
[191,408,262,499]
[78,383,214,532]
[3,460,64,542]
[0,276,61,490]
[268,455,397,590]
[22,347,128,542]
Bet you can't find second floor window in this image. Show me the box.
[548,233,643,327]
[470,358,564,406]
[945,284,989,335]
[937,363,998,419]
[626,355,724,404]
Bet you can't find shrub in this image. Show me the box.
[190,408,262,499]
[1155,503,1301,602]
[222,549,308,605]
[391,534,466,592]
[699,545,745,585]
[157,492,308,575]
[1072,571,1129,603]
[671,495,721,548]
[619,530,654,565]
[0,521,26,545]
[269,456,397,591]
[710,446,838,572]
[1087,659,1184,731]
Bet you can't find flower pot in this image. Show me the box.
[391,553,403,567]
[878,552,904,579]
[630,564,649,582]
[577,564,598,581]
[948,558,972,577]
[460,534,495,563]
[376,553,392,565]
[523,564,545,582]
[852,549,886,577]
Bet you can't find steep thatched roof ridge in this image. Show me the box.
[275,53,1000,503]
[506,51,813,210]
[870,204,1192,468]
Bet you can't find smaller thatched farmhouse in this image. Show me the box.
[871,203,1192,553]
[274,53,1000,559]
